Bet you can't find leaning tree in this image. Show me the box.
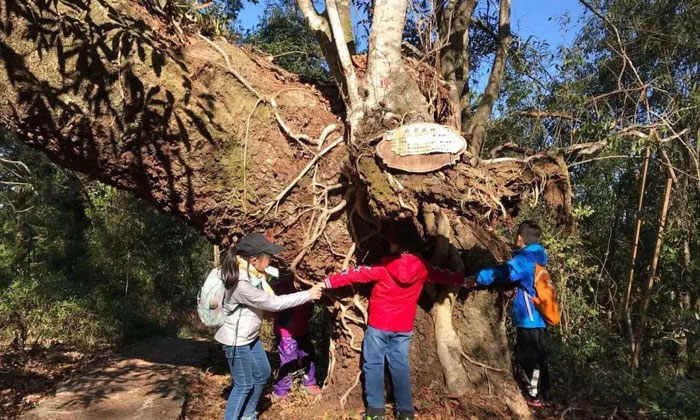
[0,0,599,417]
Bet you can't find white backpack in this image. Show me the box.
[196,268,231,327]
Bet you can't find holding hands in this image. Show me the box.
[308,281,326,301]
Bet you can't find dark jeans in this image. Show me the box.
[222,339,271,420]
[273,334,317,396]
[515,327,550,399]
[362,326,413,413]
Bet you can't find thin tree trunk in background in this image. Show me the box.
[466,0,511,157]
[632,163,674,369]
[214,245,220,267]
[439,0,478,132]
[623,147,651,354]
[676,149,692,376]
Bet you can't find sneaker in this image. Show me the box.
[396,410,415,420]
[304,385,321,395]
[363,408,385,420]
[526,397,543,408]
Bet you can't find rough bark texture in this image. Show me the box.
[439,0,478,132]
[1,0,573,417]
[467,0,512,157]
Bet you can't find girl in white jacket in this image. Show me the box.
[214,233,323,420]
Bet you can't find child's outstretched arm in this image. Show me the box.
[323,264,391,289]
[476,255,527,287]
[424,262,466,287]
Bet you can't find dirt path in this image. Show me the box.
[17,338,220,420]
[11,338,574,420]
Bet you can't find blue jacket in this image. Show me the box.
[476,243,548,329]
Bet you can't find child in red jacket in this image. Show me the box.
[321,224,466,420]
[272,274,321,398]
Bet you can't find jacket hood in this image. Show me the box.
[517,243,548,266]
[385,253,423,286]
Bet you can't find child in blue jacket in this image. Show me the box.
[470,220,550,407]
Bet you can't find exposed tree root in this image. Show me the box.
[460,350,506,372]
[265,136,345,214]
[339,372,362,409]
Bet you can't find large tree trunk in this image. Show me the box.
[0,1,574,418]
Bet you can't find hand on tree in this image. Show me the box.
[464,275,477,289]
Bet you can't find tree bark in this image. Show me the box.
[439,0,478,132]
[466,0,511,157]
[632,159,675,369]
[623,146,650,354]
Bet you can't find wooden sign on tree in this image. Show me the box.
[376,123,468,173]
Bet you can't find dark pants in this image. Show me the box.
[273,334,317,396]
[516,328,550,400]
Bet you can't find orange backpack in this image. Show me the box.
[530,264,561,326]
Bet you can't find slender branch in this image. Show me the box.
[568,155,639,168]
[578,0,644,86]
[623,147,650,355]
[632,164,673,369]
[512,109,580,121]
[471,16,498,41]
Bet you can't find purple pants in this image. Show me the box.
[273,335,317,396]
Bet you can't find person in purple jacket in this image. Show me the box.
[271,273,321,398]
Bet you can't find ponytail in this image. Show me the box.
[220,246,240,289]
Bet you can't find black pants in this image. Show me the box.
[515,328,549,399]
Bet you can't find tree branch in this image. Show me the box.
[335,0,356,54]
[325,0,361,109]
[297,0,331,36]
[439,0,478,131]
[466,0,512,157]
[296,0,352,105]
[511,109,580,121]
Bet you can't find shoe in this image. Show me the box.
[526,397,543,408]
[304,385,321,395]
[363,407,385,420]
[396,410,415,420]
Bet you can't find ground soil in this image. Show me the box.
[0,343,111,420]
[2,339,647,420]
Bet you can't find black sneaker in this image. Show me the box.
[396,410,415,420]
[363,408,385,420]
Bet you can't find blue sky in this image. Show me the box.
[236,0,584,49]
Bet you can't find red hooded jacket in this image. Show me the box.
[323,253,465,332]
